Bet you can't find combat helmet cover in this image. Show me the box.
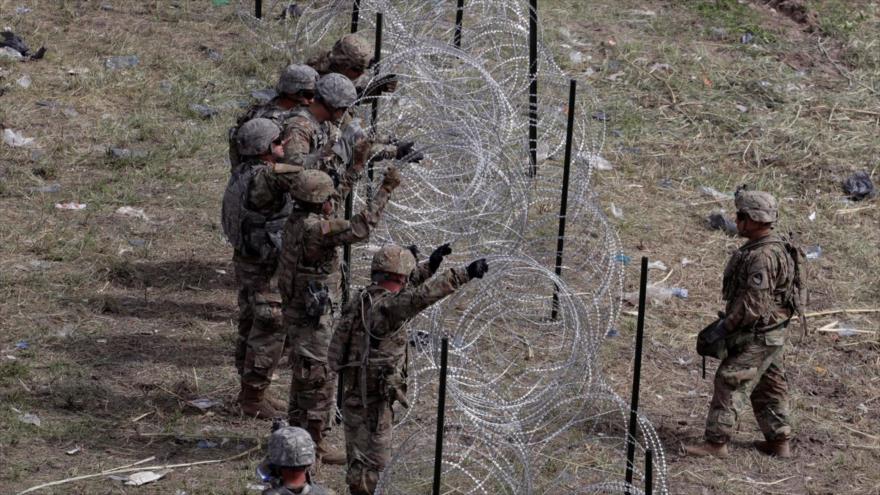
[735,188,778,223]
[371,245,417,276]
[236,118,281,156]
[276,64,319,96]
[316,73,358,109]
[329,34,372,72]
[267,426,316,468]
[291,169,335,204]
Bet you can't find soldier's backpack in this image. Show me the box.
[782,232,808,339]
[221,163,291,259]
[228,103,294,171]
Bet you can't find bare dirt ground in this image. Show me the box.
[1,1,879,494]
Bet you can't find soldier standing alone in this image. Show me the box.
[328,244,489,494]
[685,189,804,458]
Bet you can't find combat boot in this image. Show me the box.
[238,385,281,419]
[317,444,347,465]
[754,439,792,458]
[683,440,729,458]
[264,393,288,412]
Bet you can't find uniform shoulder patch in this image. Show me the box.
[748,270,769,289]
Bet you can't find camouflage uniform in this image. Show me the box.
[261,425,331,495]
[704,191,797,445]
[327,246,483,495]
[277,169,401,455]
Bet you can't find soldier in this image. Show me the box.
[328,244,488,495]
[258,423,331,495]
[685,189,803,458]
[278,167,402,465]
[230,64,319,170]
[306,34,398,100]
[222,118,309,418]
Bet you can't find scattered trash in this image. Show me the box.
[814,366,827,375]
[808,211,816,221]
[28,260,53,271]
[592,111,608,122]
[189,103,218,119]
[658,178,674,189]
[610,129,623,138]
[836,326,858,337]
[706,211,737,236]
[110,470,169,486]
[66,446,82,455]
[605,328,620,338]
[251,88,277,103]
[676,357,693,366]
[3,128,35,147]
[55,202,87,210]
[842,171,876,201]
[609,203,623,219]
[66,67,89,75]
[116,206,149,221]
[0,46,23,60]
[699,186,733,201]
[614,254,631,265]
[199,45,223,62]
[248,484,268,492]
[18,412,41,427]
[857,403,869,414]
[197,439,218,449]
[740,32,755,44]
[16,74,31,88]
[805,245,822,260]
[734,104,748,113]
[680,257,695,267]
[568,51,583,65]
[188,398,221,410]
[15,6,32,14]
[212,0,230,5]
[215,269,227,275]
[108,147,148,160]
[29,184,61,193]
[280,3,305,18]
[586,153,613,170]
[1,31,46,60]
[96,339,107,344]
[6,355,17,360]
[648,63,671,73]
[647,260,668,271]
[129,239,147,247]
[606,71,625,82]
[104,55,140,70]
[56,324,76,338]
[62,107,79,118]
[624,286,688,305]
[15,341,30,350]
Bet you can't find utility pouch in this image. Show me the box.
[305,280,330,319]
[697,318,728,360]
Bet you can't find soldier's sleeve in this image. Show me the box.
[723,250,778,331]
[327,297,358,372]
[247,164,303,210]
[318,179,394,247]
[280,117,323,169]
[382,268,471,324]
[408,260,433,287]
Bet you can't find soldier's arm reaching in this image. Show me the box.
[408,243,452,287]
[383,259,488,324]
[318,166,401,247]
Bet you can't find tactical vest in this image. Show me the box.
[221,161,292,260]
[228,101,296,171]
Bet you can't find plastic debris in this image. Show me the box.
[248,484,268,492]
[647,260,668,271]
[3,128,35,147]
[188,398,221,410]
[836,326,858,337]
[624,286,688,305]
[699,186,733,201]
[66,446,82,455]
[251,88,277,103]
[569,51,583,65]
[592,111,608,122]
[586,153,613,170]
[741,32,755,44]
[0,46,23,60]
[1,31,46,60]
[110,470,169,486]
[116,206,149,221]
[808,211,816,221]
[16,6,33,14]
[735,104,748,113]
[28,260,53,271]
[199,45,223,62]
[609,203,623,219]
[658,178,674,189]
[29,184,61,193]
[129,239,147,247]
[108,147,148,160]
[55,202,87,210]
[842,171,877,201]
[805,245,822,260]
[614,254,631,265]
[707,210,737,236]
[649,63,671,73]
[605,328,620,338]
[104,55,140,70]
[16,74,31,88]
[189,103,218,119]
[197,439,218,449]
[66,67,90,75]
[212,0,230,5]
[19,412,41,427]
[15,341,29,350]
[681,257,695,267]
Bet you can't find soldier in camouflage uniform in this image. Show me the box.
[230,64,319,170]
[306,34,398,100]
[685,189,802,458]
[328,245,489,494]
[259,423,331,495]
[278,167,402,466]
[222,118,309,418]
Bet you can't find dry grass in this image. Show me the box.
[1,0,879,494]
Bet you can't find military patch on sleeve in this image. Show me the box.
[748,270,769,289]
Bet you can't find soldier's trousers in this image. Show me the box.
[705,332,792,444]
[286,312,338,447]
[234,254,285,390]
[341,380,392,495]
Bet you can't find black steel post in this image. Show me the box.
[527,0,538,177]
[254,0,262,19]
[350,0,361,33]
[645,449,654,495]
[453,0,465,49]
[370,12,384,180]
[432,337,450,495]
[550,79,576,320]
[624,257,649,490]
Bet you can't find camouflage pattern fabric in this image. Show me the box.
[328,265,472,495]
[229,100,298,170]
[705,232,795,443]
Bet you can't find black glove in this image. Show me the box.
[407,244,420,260]
[429,243,452,272]
[466,258,488,279]
[395,141,424,163]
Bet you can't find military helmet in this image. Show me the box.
[329,34,372,72]
[267,426,316,468]
[735,189,778,223]
[316,73,358,110]
[276,64,319,96]
[371,245,417,276]
[291,169,335,204]
[236,118,281,156]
